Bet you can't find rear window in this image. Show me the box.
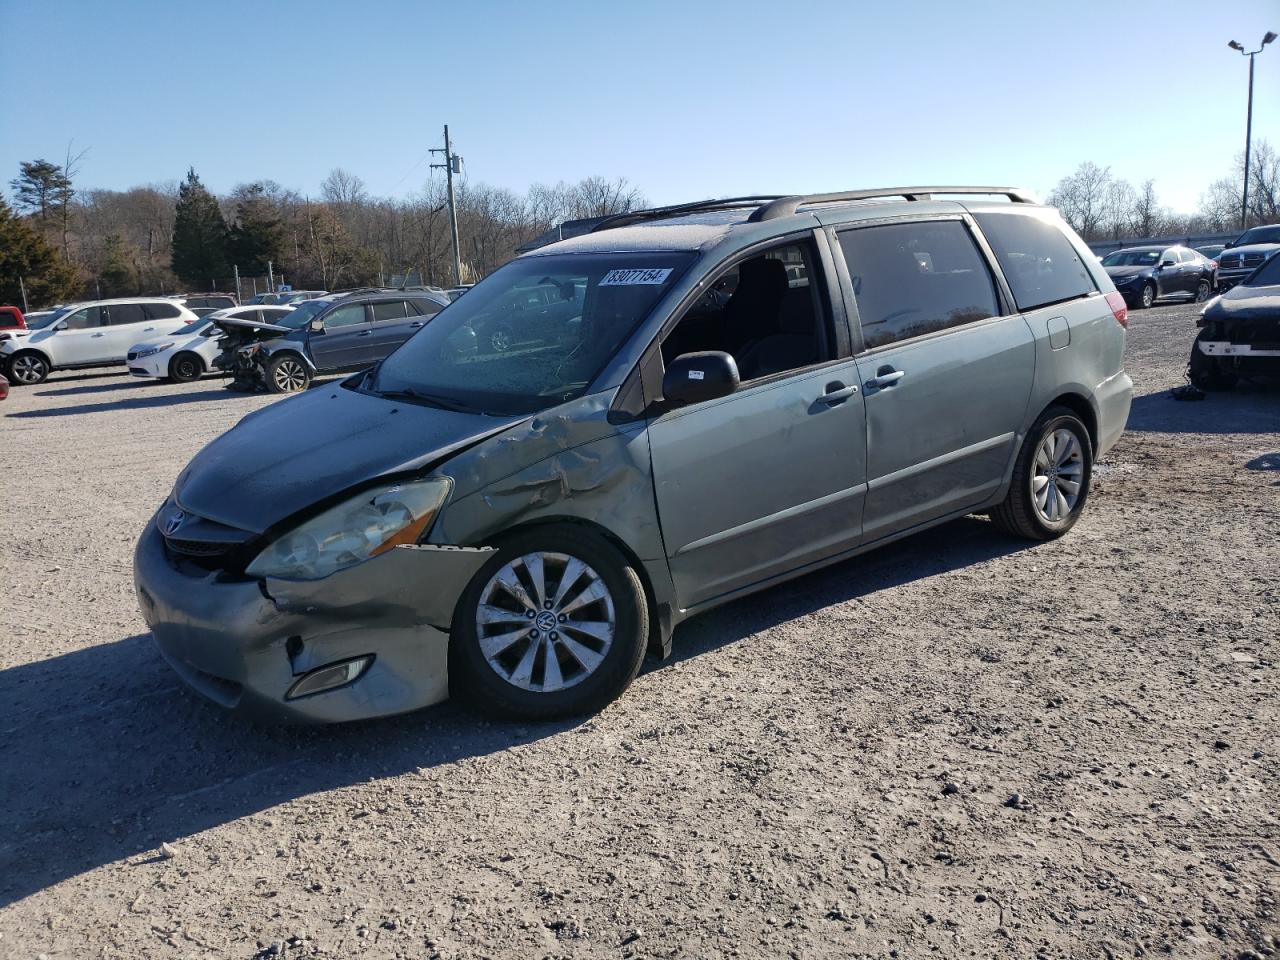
[143,302,183,320]
[975,212,1097,311]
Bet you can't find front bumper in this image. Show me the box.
[1216,270,1253,290]
[1197,340,1280,358]
[128,353,168,378]
[133,518,493,723]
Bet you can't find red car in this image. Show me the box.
[0,372,9,401]
[0,305,25,335]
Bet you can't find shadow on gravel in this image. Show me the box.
[0,633,580,908]
[6,388,239,417]
[1125,386,1280,435]
[0,515,1026,907]
[35,378,178,398]
[656,515,1033,670]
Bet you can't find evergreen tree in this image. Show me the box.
[99,234,134,297]
[170,168,229,287]
[0,198,79,307]
[228,183,285,275]
[10,159,72,222]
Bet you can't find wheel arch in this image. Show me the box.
[1042,391,1099,454]
[460,514,674,660]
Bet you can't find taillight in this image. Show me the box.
[1105,291,1128,329]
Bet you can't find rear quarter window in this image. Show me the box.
[143,302,183,320]
[974,212,1097,311]
[108,303,148,325]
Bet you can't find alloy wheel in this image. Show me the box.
[1031,428,1084,524]
[475,551,616,693]
[274,358,307,392]
[9,354,47,384]
[1141,284,1155,308]
[1195,281,1211,303]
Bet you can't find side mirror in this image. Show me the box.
[309,318,324,332]
[661,351,739,406]
[1159,259,1175,268]
[1225,241,1235,249]
[55,320,68,331]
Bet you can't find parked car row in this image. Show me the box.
[0,286,456,388]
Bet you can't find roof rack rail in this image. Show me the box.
[589,196,787,233]
[747,186,1037,223]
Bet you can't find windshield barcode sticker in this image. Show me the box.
[600,268,673,286]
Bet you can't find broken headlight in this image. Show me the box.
[245,478,451,581]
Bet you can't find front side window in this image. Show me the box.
[323,304,367,329]
[976,212,1096,310]
[1236,225,1280,246]
[64,306,104,330]
[374,251,696,415]
[660,239,831,381]
[838,220,998,350]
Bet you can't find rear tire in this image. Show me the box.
[451,527,648,719]
[1188,331,1237,391]
[265,353,311,394]
[991,406,1092,541]
[1194,279,1211,303]
[168,351,204,383]
[5,350,49,385]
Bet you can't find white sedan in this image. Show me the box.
[127,305,295,382]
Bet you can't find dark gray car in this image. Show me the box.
[134,186,1132,723]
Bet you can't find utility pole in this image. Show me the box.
[268,259,275,292]
[1228,31,1276,230]
[431,125,464,286]
[234,264,242,302]
[18,276,29,313]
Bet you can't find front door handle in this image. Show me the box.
[409,321,423,328]
[357,330,372,336]
[91,332,105,338]
[818,383,858,404]
[865,367,905,389]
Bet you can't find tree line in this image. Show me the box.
[1,163,645,309]
[3,142,1278,310]
[1048,140,1278,242]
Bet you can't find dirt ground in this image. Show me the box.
[1,300,1276,960]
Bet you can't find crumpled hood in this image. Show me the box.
[175,384,524,533]
[1202,282,1280,323]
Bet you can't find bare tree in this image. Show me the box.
[1048,162,1116,241]
[1130,180,1162,238]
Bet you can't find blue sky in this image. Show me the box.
[1,0,1277,214]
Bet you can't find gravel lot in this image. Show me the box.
[1,300,1277,960]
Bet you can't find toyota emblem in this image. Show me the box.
[163,509,185,537]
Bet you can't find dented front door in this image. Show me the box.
[647,361,868,610]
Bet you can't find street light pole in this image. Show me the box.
[1228,31,1276,230]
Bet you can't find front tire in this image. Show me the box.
[991,406,1092,541]
[1139,283,1156,309]
[168,351,204,383]
[451,527,648,719]
[1188,331,1237,391]
[6,351,50,385]
[265,353,311,394]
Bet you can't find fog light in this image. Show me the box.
[286,655,374,700]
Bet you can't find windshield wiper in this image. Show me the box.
[377,386,476,413]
